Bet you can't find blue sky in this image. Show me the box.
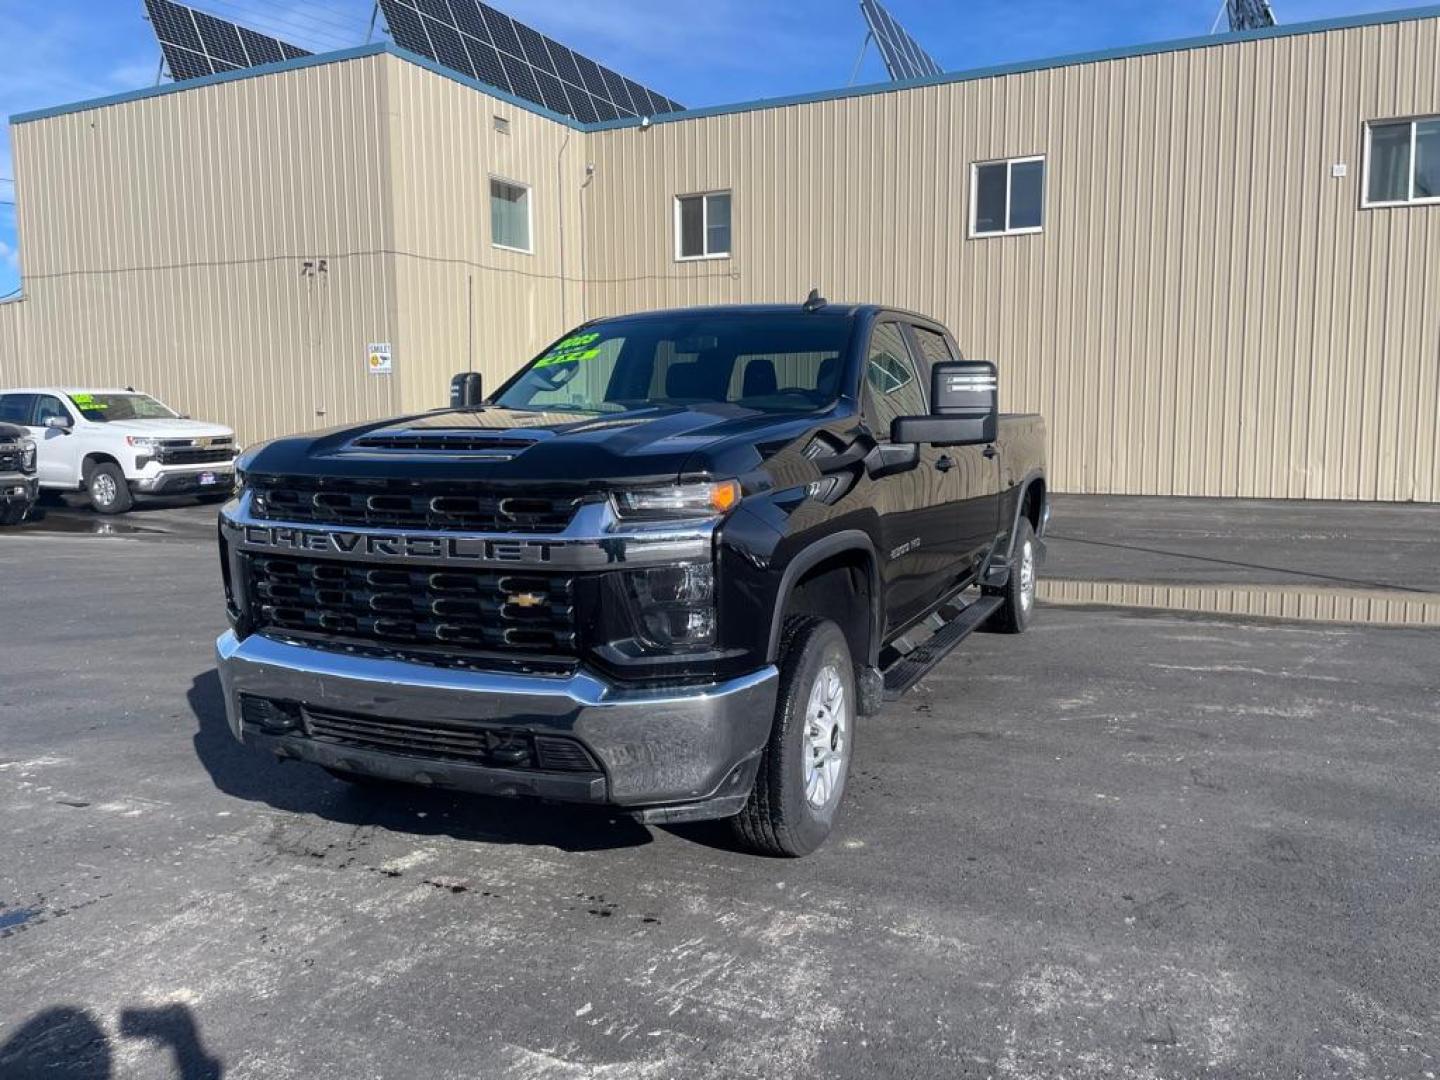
[0,0,1432,296]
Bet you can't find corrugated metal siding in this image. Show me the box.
[0,19,1435,501]
[583,19,1440,502]
[0,55,402,446]
[384,56,588,415]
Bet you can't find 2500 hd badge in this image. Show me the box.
[216,299,1048,857]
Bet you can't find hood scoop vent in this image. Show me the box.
[353,431,540,457]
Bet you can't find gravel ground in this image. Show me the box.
[1,512,1437,1079]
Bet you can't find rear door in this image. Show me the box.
[907,324,1002,577]
[862,320,957,630]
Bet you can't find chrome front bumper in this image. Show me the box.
[215,631,779,812]
[1,475,37,502]
[134,468,235,494]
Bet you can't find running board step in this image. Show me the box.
[882,596,1004,700]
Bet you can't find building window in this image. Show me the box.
[490,178,532,253]
[971,156,1045,237]
[675,191,732,260]
[1364,117,1440,207]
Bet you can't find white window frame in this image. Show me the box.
[969,155,1046,239]
[1361,116,1440,209]
[674,190,733,261]
[489,175,534,255]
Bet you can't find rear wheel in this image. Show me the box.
[86,463,133,515]
[986,517,1037,634]
[731,616,855,858]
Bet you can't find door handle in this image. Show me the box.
[935,455,955,473]
[982,445,999,460]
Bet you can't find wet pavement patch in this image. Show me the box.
[0,906,42,936]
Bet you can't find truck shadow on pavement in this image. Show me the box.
[0,1003,223,1079]
[186,669,657,854]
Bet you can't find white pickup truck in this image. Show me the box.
[0,387,238,514]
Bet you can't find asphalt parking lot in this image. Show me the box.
[2,500,1438,1079]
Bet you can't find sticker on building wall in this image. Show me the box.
[367,343,393,376]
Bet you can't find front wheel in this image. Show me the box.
[87,463,134,515]
[731,616,855,858]
[0,502,30,526]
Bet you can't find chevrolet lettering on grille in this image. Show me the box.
[239,525,550,564]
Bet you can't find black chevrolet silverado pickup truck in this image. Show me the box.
[0,421,39,526]
[217,300,1048,856]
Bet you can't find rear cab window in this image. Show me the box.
[0,394,36,425]
[908,325,956,365]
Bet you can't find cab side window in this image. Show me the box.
[0,394,35,424]
[33,395,70,426]
[864,323,926,440]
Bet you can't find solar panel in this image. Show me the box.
[859,0,943,82]
[377,0,682,123]
[144,0,311,82]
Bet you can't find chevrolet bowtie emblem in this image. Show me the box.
[509,592,545,608]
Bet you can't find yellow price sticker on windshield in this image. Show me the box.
[534,347,600,370]
[534,332,603,370]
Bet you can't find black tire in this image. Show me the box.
[731,616,855,858]
[0,502,30,526]
[86,462,134,515]
[985,517,1038,634]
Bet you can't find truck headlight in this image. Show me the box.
[627,563,716,649]
[613,480,740,521]
[125,436,162,450]
[21,440,36,474]
[233,443,270,493]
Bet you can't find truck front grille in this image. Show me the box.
[303,706,601,773]
[155,438,235,466]
[249,475,582,533]
[0,445,26,474]
[246,554,578,654]
[158,446,235,465]
[237,694,601,774]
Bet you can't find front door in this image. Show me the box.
[862,321,958,631]
[28,394,81,487]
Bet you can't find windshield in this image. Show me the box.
[67,393,179,423]
[493,314,854,415]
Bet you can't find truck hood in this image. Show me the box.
[99,418,235,439]
[242,404,832,487]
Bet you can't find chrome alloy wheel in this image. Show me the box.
[92,472,118,507]
[803,663,849,809]
[1018,538,1036,613]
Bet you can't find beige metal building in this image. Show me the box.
[1,6,1436,501]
